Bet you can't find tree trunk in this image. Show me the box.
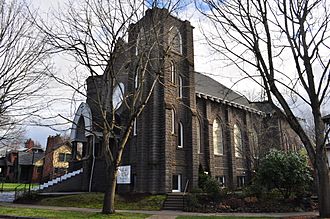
[313,112,330,218]
[102,165,117,214]
[316,154,330,218]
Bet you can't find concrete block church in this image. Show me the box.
[51,8,300,194]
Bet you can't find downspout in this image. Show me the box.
[89,135,95,192]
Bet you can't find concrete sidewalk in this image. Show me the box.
[0,202,319,218]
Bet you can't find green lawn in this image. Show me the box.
[0,206,148,219]
[177,217,273,219]
[0,183,37,191]
[38,193,166,211]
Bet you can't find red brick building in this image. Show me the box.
[42,135,74,182]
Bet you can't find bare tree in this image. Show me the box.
[0,0,50,150]
[198,0,330,217]
[0,113,26,149]
[37,0,183,214]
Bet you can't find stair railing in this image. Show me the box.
[183,179,189,195]
[183,179,189,210]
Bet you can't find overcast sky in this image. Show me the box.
[24,0,328,147]
[25,0,247,147]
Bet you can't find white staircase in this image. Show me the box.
[33,168,83,191]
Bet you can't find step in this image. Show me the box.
[165,200,184,203]
[163,203,184,207]
[163,206,184,210]
[162,193,186,210]
[166,197,184,201]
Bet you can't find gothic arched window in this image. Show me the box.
[197,120,201,154]
[171,109,175,134]
[133,118,137,136]
[170,61,176,83]
[213,119,223,155]
[178,75,183,98]
[169,26,182,54]
[234,124,243,157]
[134,68,139,89]
[178,121,184,148]
[251,129,258,158]
[136,27,146,55]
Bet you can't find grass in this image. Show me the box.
[0,206,148,219]
[177,217,273,219]
[38,193,166,210]
[0,183,37,191]
[0,207,276,219]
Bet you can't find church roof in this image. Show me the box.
[194,72,263,114]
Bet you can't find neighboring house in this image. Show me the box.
[18,151,44,183]
[1,150,19,182]
[61,8,301,194]
[0,157,6,179]
[0,139,44,183]
[42,135,75,182]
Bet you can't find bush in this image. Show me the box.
[256,149,312,199]
[198,172,222,202]
[185,193,201,211]
[242,181,264,198]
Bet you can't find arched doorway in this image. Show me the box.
[70,103,93,165]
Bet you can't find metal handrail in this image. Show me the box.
[182,179,189,209]
[183,179,189,196]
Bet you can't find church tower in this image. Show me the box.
[126,8,198,193]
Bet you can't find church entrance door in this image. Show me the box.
[172,174,181,192]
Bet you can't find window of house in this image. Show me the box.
[37,166,43,173]
[59,154,64,162]
[58,153,71,162]
[133,118,137,136]
[171,109,175,134]
[170,61,176,83]
[178,122,184,148]
[215,176,226,188]
[234,124,243,157]
[237,176,246,188]
[197,120,201,153]
[178,75,183,98]
[213,119,223,155]
[169,26,182,54]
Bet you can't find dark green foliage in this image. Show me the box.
[198,172,222,202]
[256,149,312,199]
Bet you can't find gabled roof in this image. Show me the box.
[18,152,44,165]
[194,72,264,114]
[52,141,71,152]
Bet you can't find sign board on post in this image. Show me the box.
[117,165,131,184]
